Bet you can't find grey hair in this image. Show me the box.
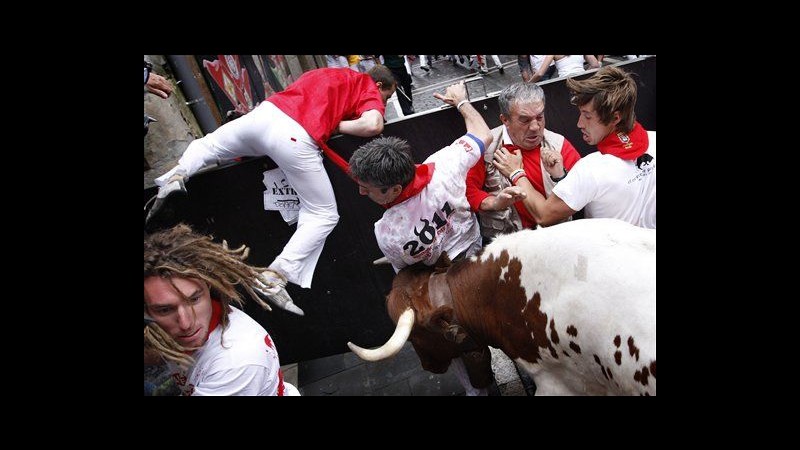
[349,136,415,189]
[498,82,546,117]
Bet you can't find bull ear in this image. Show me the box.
[386,289,410,323]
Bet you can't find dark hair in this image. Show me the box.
[368,64,396,90]
[349,136,415,189]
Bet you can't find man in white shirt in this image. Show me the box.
[144,224,300,396]
[348,81,493,273]
[348,81,494,396]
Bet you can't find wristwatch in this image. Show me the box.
[551,168,568,182]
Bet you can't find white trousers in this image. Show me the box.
[156,102,339,288]
[325,55,349,68]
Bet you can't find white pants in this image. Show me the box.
[358,57,376,73]
[156,102,339,289]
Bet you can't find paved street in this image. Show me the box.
[384,55,521,121]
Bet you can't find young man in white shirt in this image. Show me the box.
[348,81,493,273]
[144,224,300,396]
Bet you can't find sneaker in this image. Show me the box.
[145,172,187,224]
[479,68,489,75]
[420,64,430,72]
[255,269,305,316]
[498,66,505,75]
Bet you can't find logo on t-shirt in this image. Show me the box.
[172,372,195,396]
[616,131,633,149]
[403,202,454,257]
[457,138,474,153]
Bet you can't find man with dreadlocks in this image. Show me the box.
[144,224,300,396]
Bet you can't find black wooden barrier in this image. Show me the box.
[143,58,655,364]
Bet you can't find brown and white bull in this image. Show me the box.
[348,218,656,396]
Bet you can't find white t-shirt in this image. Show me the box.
[173,306,300,396]
[530,55,554,72]
[555,55,587,77]
[554,131,656,229]
[376,133,485,272]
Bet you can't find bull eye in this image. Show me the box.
[444,324,465,344]
[444,327,456,341]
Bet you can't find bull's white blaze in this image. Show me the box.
[482,218,656,395]
[347,308,415,361]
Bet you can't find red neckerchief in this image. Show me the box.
[208,299,223,334]
[384,163,435,209]
[319,142,351,175]
[597,121,648,160]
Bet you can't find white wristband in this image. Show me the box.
[456,100,469,110]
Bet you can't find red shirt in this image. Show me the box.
[266,68,385,146]
[465,137,581,229]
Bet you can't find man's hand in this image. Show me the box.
[541,147,565,179]
[497,186,527,206]
[146,73,174,99]
[433,81,468,107]
[480,185,527,211]
[493,147,523,178]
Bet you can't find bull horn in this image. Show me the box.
[347,307,415,361]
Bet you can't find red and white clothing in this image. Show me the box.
[156,68,385,288]
[466,125,581,230]
[376,133,485,273]
[171,303,300,396]
[266,68,385,146]
[554,123,656,229]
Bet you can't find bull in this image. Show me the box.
[348,218,656,396]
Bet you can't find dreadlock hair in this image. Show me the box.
[144,223,272,369]
[566,66,638,134]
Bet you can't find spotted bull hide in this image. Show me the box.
[384,218,656,396]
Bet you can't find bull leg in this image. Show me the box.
[514,361,538,396]
[461,346,494,389]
